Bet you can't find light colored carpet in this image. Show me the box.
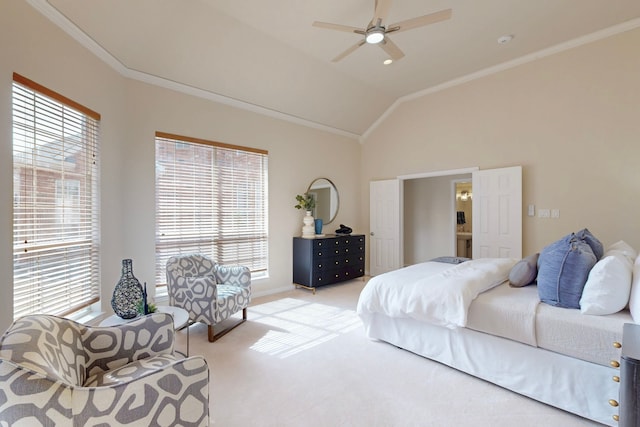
[176,279,603,427]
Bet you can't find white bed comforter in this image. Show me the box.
[357,258,517,329]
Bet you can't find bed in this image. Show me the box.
[357,257,630,426]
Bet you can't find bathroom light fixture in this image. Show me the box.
[460,190,471,201]
[383,59,393,65]
[365,27,385,44]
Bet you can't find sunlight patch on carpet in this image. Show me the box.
[248,298,361,358]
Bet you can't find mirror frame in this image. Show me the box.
[307,177,339,225]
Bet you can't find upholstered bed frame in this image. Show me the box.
[362,311,623,426]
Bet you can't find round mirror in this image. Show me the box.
[307,178,339,225]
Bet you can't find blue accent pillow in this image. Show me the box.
[537,233,597,308]
[509,253,539,287]
[575,228,604,260]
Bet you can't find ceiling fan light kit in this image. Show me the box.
[365,27,385,44]
[313,0,452,62]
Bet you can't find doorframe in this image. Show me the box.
[396,167,478,265]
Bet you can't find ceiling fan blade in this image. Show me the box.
[371,0,392,27]
[386,8,452,34]
[332,40,367,62]
[379,37,404,61]
[313,21,365,35]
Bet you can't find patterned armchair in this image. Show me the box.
[166,254,251,342]
[0,313,209,426]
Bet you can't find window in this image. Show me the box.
[155,132,268,286]
[12,73,100,319]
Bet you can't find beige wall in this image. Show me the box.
[362,27,640,262]
[0,2,361,332]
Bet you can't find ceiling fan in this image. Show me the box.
[313,0,452,62]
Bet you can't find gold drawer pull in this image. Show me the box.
[613,414,619,422]
[613,341,622,349]
[609,399,619,407]
[613,375,620,383]
[610,360,620,368]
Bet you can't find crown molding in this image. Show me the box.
[360,17,640,143]
[27,0,361,141]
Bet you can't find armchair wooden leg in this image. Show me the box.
[207,309,248,342]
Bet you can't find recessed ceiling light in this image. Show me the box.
[497,34,514,44]
[383,59,393,65]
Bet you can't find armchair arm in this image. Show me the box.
[214,264,251,289]
[75,356,209,426]
[0,355,210,426]
[84,313,175,378]
[0,359,74,423]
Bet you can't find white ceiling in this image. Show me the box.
[33,0,640,138]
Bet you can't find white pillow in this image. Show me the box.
[629,255,640,322]
[580,253,632,315]
[605,240,637,263]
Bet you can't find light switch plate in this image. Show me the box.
[528,205,535,217]
[538,209,550,218]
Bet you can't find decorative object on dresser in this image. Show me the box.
[335,224,352,235]
[293,234,365,294]
[111,258,144,319]
[294,193,316,239]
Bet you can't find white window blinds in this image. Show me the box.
[155,132,268,285]
[12,73,100,319]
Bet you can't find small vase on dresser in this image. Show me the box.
[302,210,315,239]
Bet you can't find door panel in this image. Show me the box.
[472,166,522,259]
[370,179,401,276]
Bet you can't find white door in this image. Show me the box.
[370,179,401,276]
[472,166,522,259]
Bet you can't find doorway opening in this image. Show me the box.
[401,171,473,266]
[454,180,472,258]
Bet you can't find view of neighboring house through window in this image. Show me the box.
[12,73,100,319]
[155,132,269,289]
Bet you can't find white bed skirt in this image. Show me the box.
[362,313,619,426]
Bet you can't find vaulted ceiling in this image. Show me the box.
[33,0,640,139]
